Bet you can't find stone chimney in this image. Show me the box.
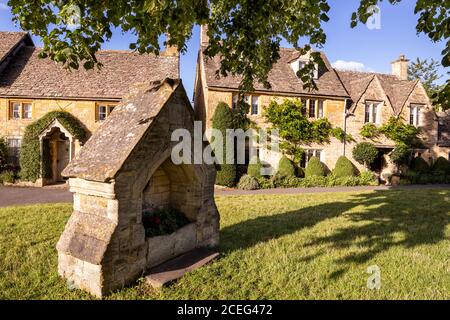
[162,33,179,57]
[391,54,410,80]
[200,24,209,47]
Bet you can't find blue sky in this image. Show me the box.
[0,0,447,99]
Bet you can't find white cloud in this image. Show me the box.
[332,60,374,72]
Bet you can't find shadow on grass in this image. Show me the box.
[220,189,450,268]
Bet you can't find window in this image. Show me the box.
[7,138,21,167]
[251,96,259,115]
[410,104,422,127]
[301,98,308,116]
[438,122,443,141]
[96,104,117,121]
[365,101,381,124]
[318,100,324,118]
[309,99,317,118]
[23,103,32,119]
[12,103,21,119]
[300,149,322,168]
[232,94,239,109]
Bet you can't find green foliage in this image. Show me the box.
[19,111,87,182]
[360,123,380,139]
[405,170,450,185]
[142,207,190,238]
[352,142,379,168]
[277,156,296,177]
[238,175,260,190]
[0,170,16,184]
[247,157,263,179]
[211,102,237,187]
[359,171,379,186]
[432,157,450,174]
[380,117,421,147]
[264,99,334,162]
[408,58,442,104]
[305,156,325,177]
[332,156,356,178]
[331,127,353,143]
[0,137,8,172]
[410,157,430,173]
[390,144,411,166]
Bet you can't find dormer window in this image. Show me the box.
[410,104,422,127]
[291,59,319,80]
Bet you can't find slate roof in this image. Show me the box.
[0,31,29,64]
[336,70,420,115]
[63,78,187,182]
[201,47,350,98]
[0,31,179,100]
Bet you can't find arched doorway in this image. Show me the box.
[39,119,75,184]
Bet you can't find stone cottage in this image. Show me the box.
[194,26,447,173]
[0,31,179,185]
[58,78,220,297]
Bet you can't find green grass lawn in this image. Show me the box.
[1,188,449,300]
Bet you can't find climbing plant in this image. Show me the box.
[19,111,88,182]
[379,117,422,147]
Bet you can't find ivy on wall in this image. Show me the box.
[19,111,88,182]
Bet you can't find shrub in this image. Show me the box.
[277,156,296,177]
[390,144,411,166]
[0,170,16,184]
[352,142,378,168]
[247,157,263,178]
[360,123,380,139]
[305,156,325,177]
[296,166,305,178]
[332,156,356,178]
[211,102,237,187]
[238,175,260,190]
[20,111,87,182]
[359,171,379,186]
[0,137,8,172]
[432,157,450,174]
[410,157,430,173]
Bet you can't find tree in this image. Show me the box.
[408,58,442,100]
[7,1,449,102]
[211,102,236,187]
[352,142,379,169]
[264,99,333,162]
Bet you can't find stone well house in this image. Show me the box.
[0,31,179,184]
[194,27,448,173]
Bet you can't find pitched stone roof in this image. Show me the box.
[437,111,450,147]
[63,78,188,182]
[0,31,28,64]
[201,47,349,98]
[337,70,420,115]
[0,32,179,100]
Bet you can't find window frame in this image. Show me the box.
[364,101,382,124]
[96,103,118,122]
[9,101,33,120]
[7,137,22,166]
[251,95,260,115]
[410,104,423,127]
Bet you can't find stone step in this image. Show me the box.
[145,248,220,289]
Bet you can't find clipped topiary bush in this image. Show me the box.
[332,156,356,178]
[432,157,450,174]
[0,136,8,172]
[247,156,263,178]
[277,156,296,177]
[352,142,378,168]
[238,174,260,190]
[305,156,325,177]
[211,102,237,187]
[410,157,430,173]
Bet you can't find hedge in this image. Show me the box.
[212,102,237,187]
[332,156,356,178]
[277,156,296,177]
[19,111,88,182]
[432,157,450,174]
[305,156,325,177]
[0,136,8,172]
[247,156,263,179]
[410,157,430,173]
